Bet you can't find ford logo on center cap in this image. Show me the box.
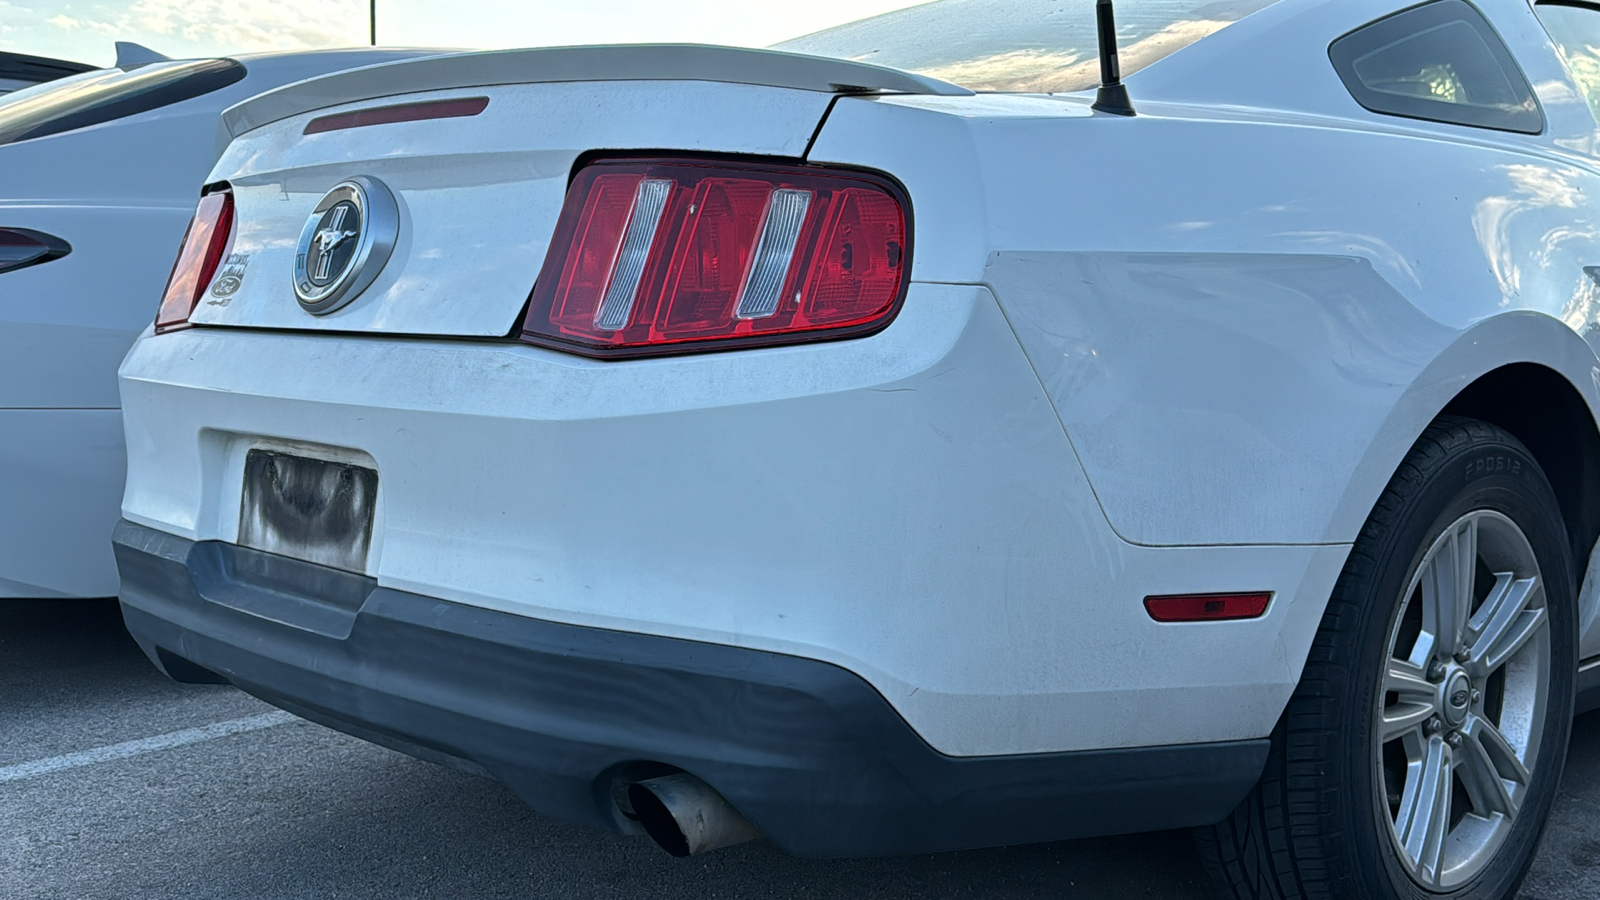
[294,175,399,315]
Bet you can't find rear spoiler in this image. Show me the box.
[0,51,94,86]
[222,43,972,137]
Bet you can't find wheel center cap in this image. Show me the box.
[1443,671,1472,727]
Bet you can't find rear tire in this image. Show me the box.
[1196,416,1576,900]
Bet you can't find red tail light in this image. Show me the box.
[521,159,910,358]
[155,189,234,333]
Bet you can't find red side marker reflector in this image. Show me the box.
[1144,592,1272,623]
[304,96,490,135]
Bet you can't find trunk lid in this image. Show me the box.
[188,45,963,337]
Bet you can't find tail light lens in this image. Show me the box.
[521,159,910,358]
[155,189,234,333]
[0,228,71,275]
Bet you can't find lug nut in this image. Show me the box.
[1424,716,1443,736]
[1471,689,1482,705]
[1446,732,1463,748]
[1455,649,1472,665]
[1428,660,1447,682]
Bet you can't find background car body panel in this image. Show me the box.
[115,0,1600,759]
[0,49,434,599]
[0,409,123,597]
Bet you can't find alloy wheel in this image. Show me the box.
[1375,510,1552,891]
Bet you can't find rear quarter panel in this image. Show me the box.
[807,0,1600,550]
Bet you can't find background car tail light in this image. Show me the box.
[521,158,910,357]
[0,227,71,275]
[1144,592,1273,623]
[155,189,233,333]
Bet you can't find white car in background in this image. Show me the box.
[111,1,1600,898]
[0,43,433,598]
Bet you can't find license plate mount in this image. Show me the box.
[238,449,377,572]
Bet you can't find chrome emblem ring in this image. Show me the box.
[294,176,398,315]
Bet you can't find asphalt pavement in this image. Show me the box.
[4,597,1599,900]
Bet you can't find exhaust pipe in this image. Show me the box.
[626,773,761,857]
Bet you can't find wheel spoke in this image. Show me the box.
[1464,713,1532,787]
[1398,735,1453,886]
[1468,575,1545,674]
[1467,572,1517,641]
[1382,658,1438,742]
[1457,717,1521,819]
[1386,658,1436,698]
[1422,518,1477,660]
[1382,703,1436,743]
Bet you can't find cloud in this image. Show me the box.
[5,0,365,64]
[121,0,363,50]
[6,0,924,66]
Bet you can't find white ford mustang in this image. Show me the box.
[112,1,1600,897]
[0,44,431,599]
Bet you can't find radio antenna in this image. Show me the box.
[1092,0,1136,116]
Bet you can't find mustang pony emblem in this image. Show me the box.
[292,176,399,315]
[310,206,360,282]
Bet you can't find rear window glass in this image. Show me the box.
[0,58,245,147]
[1535,2,1600,124]
[1329,0,1541,133]
[775,0,1280,93]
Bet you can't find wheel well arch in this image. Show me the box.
[1441,362,1600,570]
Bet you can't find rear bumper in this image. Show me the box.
[116,520,1268,857]
[117,285,1350,756]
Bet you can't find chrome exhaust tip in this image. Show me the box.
[626,773,761,857]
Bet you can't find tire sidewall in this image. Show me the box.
[1337,433,1576,900]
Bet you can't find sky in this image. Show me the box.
[1,1,931,67]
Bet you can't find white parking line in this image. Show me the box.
[0,711,299,784]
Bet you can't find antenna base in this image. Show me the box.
[1092,82,1136,116]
